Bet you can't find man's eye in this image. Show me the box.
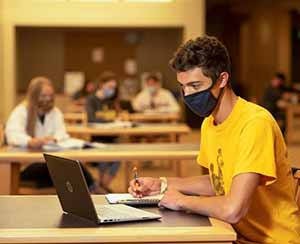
[191,84,201,89]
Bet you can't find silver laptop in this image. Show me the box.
[44,154,161,224]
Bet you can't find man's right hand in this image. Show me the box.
[128,177,161,198]
[28,138,45,149]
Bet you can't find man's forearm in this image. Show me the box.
[174,173,260,224]
[177,195,244,224]
[166,175,215,196]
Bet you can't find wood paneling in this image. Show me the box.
[239,7,291,101]
[16,27,183,94]
[16,28,65,93]
[64,29,136,82]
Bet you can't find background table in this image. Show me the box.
[66,123,190,142]
[63,112,180,125]
[0,195,236,244]
[1,144,298,195]
[0,143,199,195]
[121,112,180,123]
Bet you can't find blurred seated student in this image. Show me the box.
[72,80,97,105]
[262,72,295,133]
[132,73,180,113]
[86,71,120,192]
[119,75,140,102]
[5,76,95,189]
[86,72,121,123]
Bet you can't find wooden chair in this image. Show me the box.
[0,122,4,147]
[286,104,300,144]
[64,112,89,140]
[293,169,300,206]
[64,112,88,126]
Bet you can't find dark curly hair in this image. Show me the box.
[169,36,231,83]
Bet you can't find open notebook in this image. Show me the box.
[105,194,164,206]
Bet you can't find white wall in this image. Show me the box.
[0,0,205,121]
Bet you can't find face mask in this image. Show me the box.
[37,98,54,113]
[147,86,157,95]
[103,88,115,99]
[183,85,223,118]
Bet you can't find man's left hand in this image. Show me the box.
[159,188,186,211]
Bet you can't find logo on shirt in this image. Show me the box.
[209,148,225,195]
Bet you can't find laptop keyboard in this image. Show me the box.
[96,204,149,220]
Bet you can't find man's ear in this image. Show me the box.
[219,72,230,88]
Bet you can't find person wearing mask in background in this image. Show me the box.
[86,71,120,193]
[132,74,180,113]
[5,77,95,189]
[129,36,300,244]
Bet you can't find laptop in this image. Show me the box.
[44,154,161,224]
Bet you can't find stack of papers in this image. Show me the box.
[105,193,163,206]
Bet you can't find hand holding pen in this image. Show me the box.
[128,167,161,198]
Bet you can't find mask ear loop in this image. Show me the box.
[212,78,226,114]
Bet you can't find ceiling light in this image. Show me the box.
[124,0,173,3]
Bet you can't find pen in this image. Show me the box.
[133,166,139,188]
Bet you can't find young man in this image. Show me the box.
[129,36,300,244]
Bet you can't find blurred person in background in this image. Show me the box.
[132,73,180,113]
[86,71,120,123]
[5,76,95,189]
[119,75,140,102]
[262,72,295,133]
[86,71,120,192]
[72,79,97,105]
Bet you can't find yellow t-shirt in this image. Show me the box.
[197,97,300,244]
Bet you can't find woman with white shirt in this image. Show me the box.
[5,77,94,188]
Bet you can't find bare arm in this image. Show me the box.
[167,175,215,196]
[128,175,215,198]
[160,173,260,224]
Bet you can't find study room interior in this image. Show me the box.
[0,0,299,244]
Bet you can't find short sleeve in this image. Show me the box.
[234,118,277,186]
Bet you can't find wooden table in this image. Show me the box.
[0,143,199,195]
[1,143,298,195]
[121,112,180,123]
[64,112,180,126]
[287,146,300,169]
[64,112,87,125]
[66,123,191,142]
[0,195,236,244]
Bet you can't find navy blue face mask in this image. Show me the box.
[183,83,223,118]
